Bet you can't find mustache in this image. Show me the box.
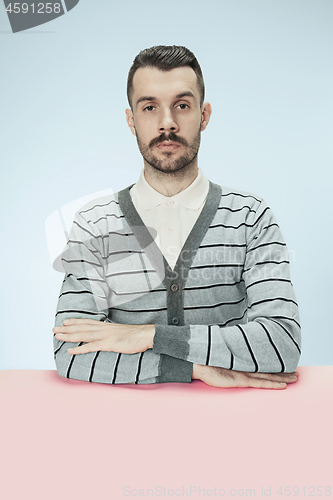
[149,132,188,148]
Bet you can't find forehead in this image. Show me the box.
[132,66,199,104]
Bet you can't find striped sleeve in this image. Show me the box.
[53,209,192,384]
[152,199,301,373]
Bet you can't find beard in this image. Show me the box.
[135,127,201,174]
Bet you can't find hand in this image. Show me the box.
[192,364,299,390]
[53,318,155,355]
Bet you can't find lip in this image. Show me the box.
[156,141,180,150]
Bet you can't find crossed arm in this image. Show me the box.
[53,319,299,389]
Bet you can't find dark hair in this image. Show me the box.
[127,45,205,110]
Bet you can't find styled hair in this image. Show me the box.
[127,45,205,110]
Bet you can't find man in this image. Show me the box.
[53,45,301,389]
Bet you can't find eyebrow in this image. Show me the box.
[136,91,197,107]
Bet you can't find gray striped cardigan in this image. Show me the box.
[53,180,301,384]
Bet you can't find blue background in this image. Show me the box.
[1,0,332,369]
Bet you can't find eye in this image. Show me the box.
[177,103,189,110]
[143,105,155,112]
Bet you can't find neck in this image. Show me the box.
[143,160,199,197]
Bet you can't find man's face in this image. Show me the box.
[126,66,211,174]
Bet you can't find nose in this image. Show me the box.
[158,107,179,135]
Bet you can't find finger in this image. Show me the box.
[56,330,101,343]
[238,370,298,377]
[250,376,298,385]
[54,324,101,335]
[246,372,298,384]
[240,377,288,390]
[57,324,98,333]
[247,377,298,385]
[67,341,104,355]
[62,318,102,326]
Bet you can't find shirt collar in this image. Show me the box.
[130,167,210,210]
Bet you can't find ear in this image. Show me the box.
[200,102,212,132]
[125,108,136,136]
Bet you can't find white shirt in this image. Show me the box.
[129,167,210,270]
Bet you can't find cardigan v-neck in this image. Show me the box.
[128,167,210,270]
[118,179,222,292]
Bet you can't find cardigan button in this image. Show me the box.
[171,317,179,325]
[171,283,179,292]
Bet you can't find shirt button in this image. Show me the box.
[167,199,174,206]
[171,283,179,292]
[171,317,179,325]
[167,226,173,232]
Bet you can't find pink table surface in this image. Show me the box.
[1,367,332,500]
